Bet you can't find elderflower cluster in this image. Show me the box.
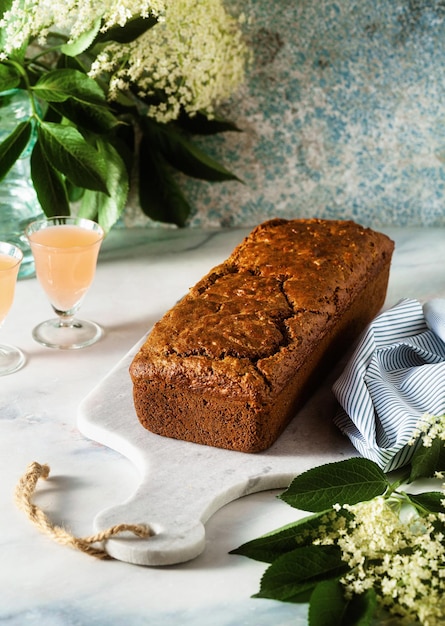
[317,497,445,625]
[89,0,248,122]
[409,413,445,448]
[0,0,165,53]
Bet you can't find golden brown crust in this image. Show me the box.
[130,218,394,452]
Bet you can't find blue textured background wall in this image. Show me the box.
[126,0,445,228]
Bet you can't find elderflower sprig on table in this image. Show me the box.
[232,414,445,626]
[0,0,248,232]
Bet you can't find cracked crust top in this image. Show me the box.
[130,218,394,403]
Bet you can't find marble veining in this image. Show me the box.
[1,601,306,626]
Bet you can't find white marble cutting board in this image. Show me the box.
[77,336,356,567]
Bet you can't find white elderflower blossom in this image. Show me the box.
[0,0,165,54]
[409,413,445,447]
[317,496,445,625]
[89,0,248,122]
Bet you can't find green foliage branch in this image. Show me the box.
[0,0,243,233]
[232,417,445,626]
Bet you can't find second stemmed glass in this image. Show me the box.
[0,241,25,374]
[26,216,104,349]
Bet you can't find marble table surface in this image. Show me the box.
[1,224,444,625]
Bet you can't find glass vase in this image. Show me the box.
[0,89,44,279]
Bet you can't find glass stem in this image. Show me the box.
[52,306,80,328]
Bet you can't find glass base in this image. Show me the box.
[0,343,26,375]
[32,318,103,350]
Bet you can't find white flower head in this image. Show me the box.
[317,495,445,624]
[408,413,445,447]
[1,0,165,53]
[89,0,249,122]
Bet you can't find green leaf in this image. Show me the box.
[231,511,342,563]
[56,53,88,73]
[38,122,109,195]
[48,98,117,134]
[113,124,135,176]
[33,70,117,133]
[263,567,377,625]
[30,140,70,217]
[254,544,348,604]
[409,437,444,482]
[145,120,241,182]
[343,589,378,626]
[408,491,445,514]
[60,19,101,56]
[138,135,191,227]
[309,579,348,625]
[310,582,379,626]
[0,120,32,181]
[78,139,128,233]
[95,15,158,44]
[280,458,388,512]
[0,62,21,92]
[65,180,85,203]
[33,69,106,104]
[165,132,241,181]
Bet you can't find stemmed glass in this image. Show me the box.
[26,216,104,349]
[0,241,25,375]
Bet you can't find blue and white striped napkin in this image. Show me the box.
[333,298,445,471]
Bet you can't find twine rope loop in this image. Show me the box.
[15,461,152,559]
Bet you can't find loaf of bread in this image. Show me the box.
[130,218,394,452]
